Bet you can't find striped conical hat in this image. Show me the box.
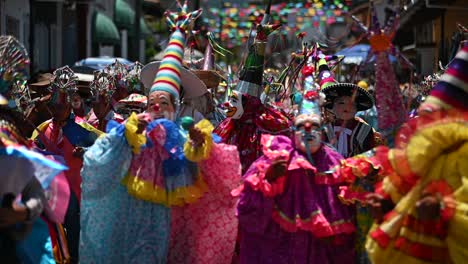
[426,45,468,110]
[149,1,202,100]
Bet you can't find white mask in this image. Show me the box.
[294,121,322,154]
[226,91,244,119]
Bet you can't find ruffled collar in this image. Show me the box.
[261,134,315,172]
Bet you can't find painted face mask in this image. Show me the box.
[294,117,322,157]
[148,91,176,121]
[226,91,244,119]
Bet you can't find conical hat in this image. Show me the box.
[192,70,224,88]
[140,61,207,99]
[426,45,468,110]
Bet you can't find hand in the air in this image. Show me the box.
[72,147,85,158]
[265,159,288,183]
[189,127,205,148]
[416,194,440,220]
[136,113,150,134]
[366,193,385,223]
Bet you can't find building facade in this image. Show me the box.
[1,0,153,75]
[350,0,468,76]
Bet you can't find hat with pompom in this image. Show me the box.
[320,58,374,111]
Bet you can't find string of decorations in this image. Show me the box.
[201,0,352,48]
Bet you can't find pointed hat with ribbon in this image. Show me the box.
[295,67,324,126]
[147,1,202,100]
[317,58,336,90]
[235,0,280,98]
[192,33,226,89]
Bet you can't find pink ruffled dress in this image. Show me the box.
[232,135,356,264]
[168,143,241,263]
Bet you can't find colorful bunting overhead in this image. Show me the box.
[200,0,351,48]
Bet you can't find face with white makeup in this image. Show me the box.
[226,90,244,119]
[148,91,176,120]
[294,114,322,154]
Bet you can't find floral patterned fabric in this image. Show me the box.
[168,143,241,263]
[81,116,241,263]
[80,121,171,263]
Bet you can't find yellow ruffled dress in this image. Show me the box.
[358,109,468,264]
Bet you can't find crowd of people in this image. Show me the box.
[1,1,467,264]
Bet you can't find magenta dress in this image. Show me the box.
[233,135,356,264]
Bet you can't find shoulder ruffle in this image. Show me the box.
[184,119,215,162]
[121,118,210,207]
[232,135,317,198]
[121,172,208,207]
[123,113,146,154]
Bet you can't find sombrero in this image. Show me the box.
[140,61,208,100]
[322,83,374,111]
[317,59,374,111]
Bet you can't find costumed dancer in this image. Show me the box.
[0,35,67,263]
[80,2,240,263]
[319,58,381,264]
[87,71,118,132]
[231,74,356,263]
[31,66,100,263]
[327,45,468,264]
[85,62,129,126]
[320,58,379,157]
[140,61,208,123]
[213,1,291,173]
[168,30,241,263]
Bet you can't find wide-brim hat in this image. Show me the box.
[322,83,374,111]
[192,70,225,88]
[140,61,208,99]
[30,77,52,88]
[115,93,147,109]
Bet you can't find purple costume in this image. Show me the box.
[232,135,356,264]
